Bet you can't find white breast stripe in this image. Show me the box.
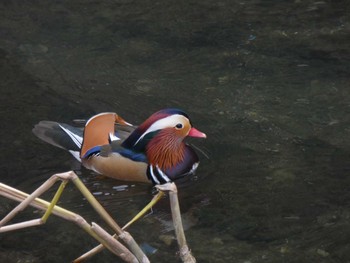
[149,164,160,184]
[59,124,83,148]
[156,165,171,182]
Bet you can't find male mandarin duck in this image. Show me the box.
[33,109,206,185]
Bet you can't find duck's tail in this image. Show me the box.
[32,121,83,162]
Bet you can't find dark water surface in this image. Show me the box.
[1,0,350,262]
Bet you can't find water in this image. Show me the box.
[1,0,350,262]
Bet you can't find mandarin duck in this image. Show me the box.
[33,109,206,185]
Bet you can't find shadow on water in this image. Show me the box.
[1,0,350,262]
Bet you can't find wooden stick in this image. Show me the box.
[0,171,144,263]
[74,191,165,262]
[91,222,138,263]
[0,180,126,255]
[71,175,148,263]
[156,183,196,263]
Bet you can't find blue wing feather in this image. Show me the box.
[118,149,148,162]
[82,146,102,158]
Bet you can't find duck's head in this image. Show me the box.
[122,108,206,168]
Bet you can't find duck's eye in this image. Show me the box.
[175,123,183,129]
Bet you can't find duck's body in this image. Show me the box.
[83,152,149,183]
[33,109,206,185]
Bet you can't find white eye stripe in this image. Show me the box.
[133,114,188,146]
